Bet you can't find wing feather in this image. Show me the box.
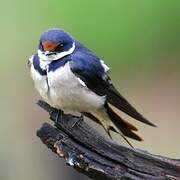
[70,46,156,127]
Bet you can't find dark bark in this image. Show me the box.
[36,100,180,180]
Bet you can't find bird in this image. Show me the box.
[29,28,156,147]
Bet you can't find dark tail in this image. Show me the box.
[105,103,143,141]
[105,84,156,127]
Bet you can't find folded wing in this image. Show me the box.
[70,50,156,127]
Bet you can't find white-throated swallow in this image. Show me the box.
[29,28,156,147]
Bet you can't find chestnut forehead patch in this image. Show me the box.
[42,41,59,51]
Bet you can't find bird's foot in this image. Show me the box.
[49,108,64,124]
[70,114,84,129]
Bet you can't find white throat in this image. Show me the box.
[38,42,75,61]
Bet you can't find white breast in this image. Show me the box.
[31,61,106,113]
[47,62,106,112]
[30,64,50,103]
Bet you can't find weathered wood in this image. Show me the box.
[37,100,180,180]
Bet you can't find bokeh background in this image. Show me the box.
[0,0,180,180]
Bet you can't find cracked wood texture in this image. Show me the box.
[36,100,180,180]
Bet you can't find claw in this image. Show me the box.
[49,108,58,116]
[107,129,113,139]
[49,108,64,124]
[71,115,83,129]
[55,110,60,124]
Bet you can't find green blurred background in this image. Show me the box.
[0,0,180,180]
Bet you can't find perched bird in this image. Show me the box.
[29,28,156,147]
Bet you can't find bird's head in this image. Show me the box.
[38,28,75,61]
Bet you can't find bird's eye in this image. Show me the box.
[55,43,64,51]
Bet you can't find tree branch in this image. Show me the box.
[36,100,180,180]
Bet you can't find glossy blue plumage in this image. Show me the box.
[32,54,46,76]
[40,29,72,44]
[70,41,105,77]
[48,58,69,72]
[39,29,73,53]
[34,40,106,80]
